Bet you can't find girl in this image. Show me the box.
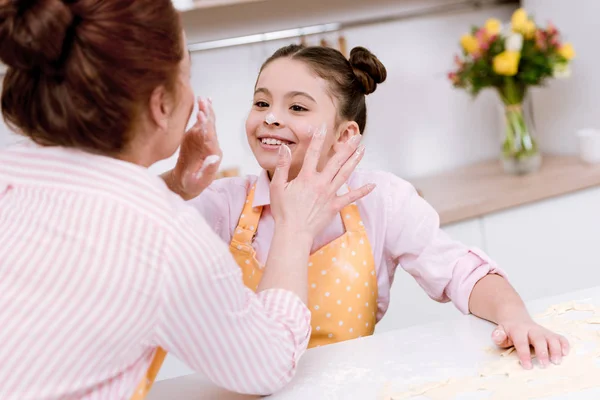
[166,44,569,370]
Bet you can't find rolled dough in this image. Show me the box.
[385,302,600,400]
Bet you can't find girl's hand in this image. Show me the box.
[269,124,375,239]
[492,317,570,369]
[163,97,222,200]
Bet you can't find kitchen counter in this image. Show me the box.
[410,154,600,225]
[148,285,600,400]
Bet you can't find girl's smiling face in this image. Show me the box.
[245,57,345,179]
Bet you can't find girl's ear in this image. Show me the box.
[333,121,360,152]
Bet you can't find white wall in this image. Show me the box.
[0,82,19,148]
[0,1,521,179]
[0,122,16,148]
[523,0,597,155]
[167,0,516,178]
[2,1,590,178]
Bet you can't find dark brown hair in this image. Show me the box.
[259,45,387,134]
[0,0,184,154]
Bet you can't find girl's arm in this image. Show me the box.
[468,274,569,369]
[381,175,568,370]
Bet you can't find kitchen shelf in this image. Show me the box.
[409,155,600,225]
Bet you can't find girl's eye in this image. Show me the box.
[290,105,308,112]
[254,101,269,108]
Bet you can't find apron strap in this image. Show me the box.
[339,185,366,233]
[233,182,365,240]
[231,184,262,245]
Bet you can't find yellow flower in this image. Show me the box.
[522,20,536,39]
[484,18,502,36]
[558,43,576,60]
[460,34,480,55]
[511,8,528,32]
[493,51,521,76]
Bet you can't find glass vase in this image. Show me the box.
[499,97,542,175]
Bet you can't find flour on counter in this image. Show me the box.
[384,302,600,400]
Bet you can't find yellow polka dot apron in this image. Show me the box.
[230,184,378,348]
[131,184,379,398]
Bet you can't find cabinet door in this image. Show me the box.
[156,354,195,382]
[375,218,484,333]
[483,187,600,302]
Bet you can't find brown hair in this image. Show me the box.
[0,0,184,154]
[259,45,387,134]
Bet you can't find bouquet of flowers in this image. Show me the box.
[449,8,575,174]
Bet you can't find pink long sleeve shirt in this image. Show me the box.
[189,169,506,321]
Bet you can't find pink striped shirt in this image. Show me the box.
[0,141,311,400]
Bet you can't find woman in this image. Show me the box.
[0,1,371,399]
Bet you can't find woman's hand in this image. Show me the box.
[162,97,222,200]
[492,317,570,369]
[269,124,375,240]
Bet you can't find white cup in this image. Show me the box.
[577,128,600,164]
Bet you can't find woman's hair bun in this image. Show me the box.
[349,46,387,95]
[0,0,74,72]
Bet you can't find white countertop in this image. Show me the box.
[148,286,600,400]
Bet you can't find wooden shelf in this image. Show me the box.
[409,154,600,226]
[0,1,269,75]
[177,0,266,11]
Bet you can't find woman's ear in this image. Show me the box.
[149,85,171,132]
[333,121,361,151]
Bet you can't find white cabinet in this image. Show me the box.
[157,354,195,382]
[482,186,600,302]
[375,218,484,334]
[443,217,487,251]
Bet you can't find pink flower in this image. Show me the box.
[475,28,487,41]
[454,54,463,67]
[448,71,460,84]
[547,21,558,36]
[475,28,492,50]
[483,34,498,50]
[535,30,547,50]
